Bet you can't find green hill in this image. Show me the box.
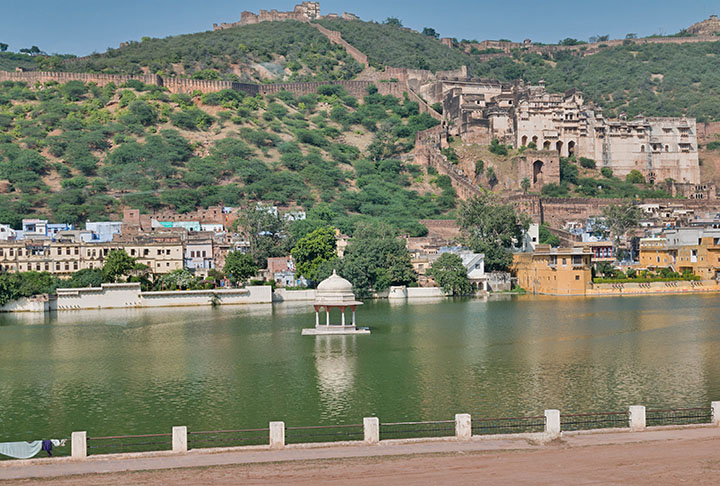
[51,21,364,83]
[0,79,446,235]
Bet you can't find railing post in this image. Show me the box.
[363,417,379,444]
[455,413,472,441]
[172,426,187,453]
[712,402,720,425]
[269,421,285,449]
[71,431,87,459]
[629,406,646,431]
[544,410,561,439]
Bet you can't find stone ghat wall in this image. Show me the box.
[0,70,407,98]
[55,283,273,310]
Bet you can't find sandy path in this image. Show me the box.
[4,428,720,485]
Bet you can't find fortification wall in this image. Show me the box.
[310,23,369,66]
[0,71,408,99]
[0,70,159,87]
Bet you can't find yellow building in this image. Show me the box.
[513,245,593,295]
[639,235,720,280]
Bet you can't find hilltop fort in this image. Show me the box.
[213,2,359,31]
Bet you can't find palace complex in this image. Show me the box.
[437,79,700,184]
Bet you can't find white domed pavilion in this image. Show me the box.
[302,270,370,335]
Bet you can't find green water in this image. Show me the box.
[1,294,720,441]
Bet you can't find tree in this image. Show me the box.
[223,251,258,285]
[429,253,472,296]
[103,249,137,282]
[339,222,416,297]
[602,201,641,257]
[159,268,197,290]
[422,27,439,39]
[538,224,560,247]
[291,227,337,283]
[239,206,290,268]
[383,17,402,27]
[520,177,531,193]
[459,193,531,271]
[0,43,8,52]
[68,268,105,288]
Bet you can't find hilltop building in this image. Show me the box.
[686,15,720,36]
[213,2,359,31]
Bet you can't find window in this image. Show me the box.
[9,249,13,257]
[130,249,136,256]
[55,263,60,270]
[562,258,567,266]
[575,275,580,280]
[44,263,49,271]
[74,248,79,255]
[65,263,69,271]
[202,251,207,257]
[73,262,78,270]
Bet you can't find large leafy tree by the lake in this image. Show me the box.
[291,226,337,283]
[340,222,416,297]
[459,193,530,272]
[223,251,258,285]
[429,253,472,296]
[103,249,137,282]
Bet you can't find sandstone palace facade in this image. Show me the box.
[438,79,700,184]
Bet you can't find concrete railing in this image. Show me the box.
[63,402,719,460]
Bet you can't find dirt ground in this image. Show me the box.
[6,434,720,486]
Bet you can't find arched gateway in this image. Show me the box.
[302,270,370,335]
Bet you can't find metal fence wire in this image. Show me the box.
[87,433,171,455]
[285,424,364,444]
[646,407,712,427]
[380,420,456,440]
[471,416,546,435]
[561,411,629,431]
[187,428,269,449]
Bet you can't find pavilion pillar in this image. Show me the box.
[341,306,346,326]
[352,306,356,326]
[315,310,319,327]
[326,308,330,326]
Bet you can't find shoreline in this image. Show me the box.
[2,425,718,483]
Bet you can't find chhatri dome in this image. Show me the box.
[315,270,362,305]
[301,270,369,335]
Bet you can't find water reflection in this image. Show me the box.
[314,336,357,420]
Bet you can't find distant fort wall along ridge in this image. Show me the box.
[0,70,403,97]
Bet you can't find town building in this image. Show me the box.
[513,245,593,295]
[85,222,123,242]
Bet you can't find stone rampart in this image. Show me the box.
[310,23,368,66]
[0,71,407,99]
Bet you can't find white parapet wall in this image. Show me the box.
[272,288,317,302]
[388,286,445,299]
[55,283,272,310]
[0,294,52,313]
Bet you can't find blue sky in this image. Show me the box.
[1,0,718,56]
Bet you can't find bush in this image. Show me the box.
[601,167,613,178]
[579,157,596,169]
[626,169,645,184]
[489,138,508,156]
